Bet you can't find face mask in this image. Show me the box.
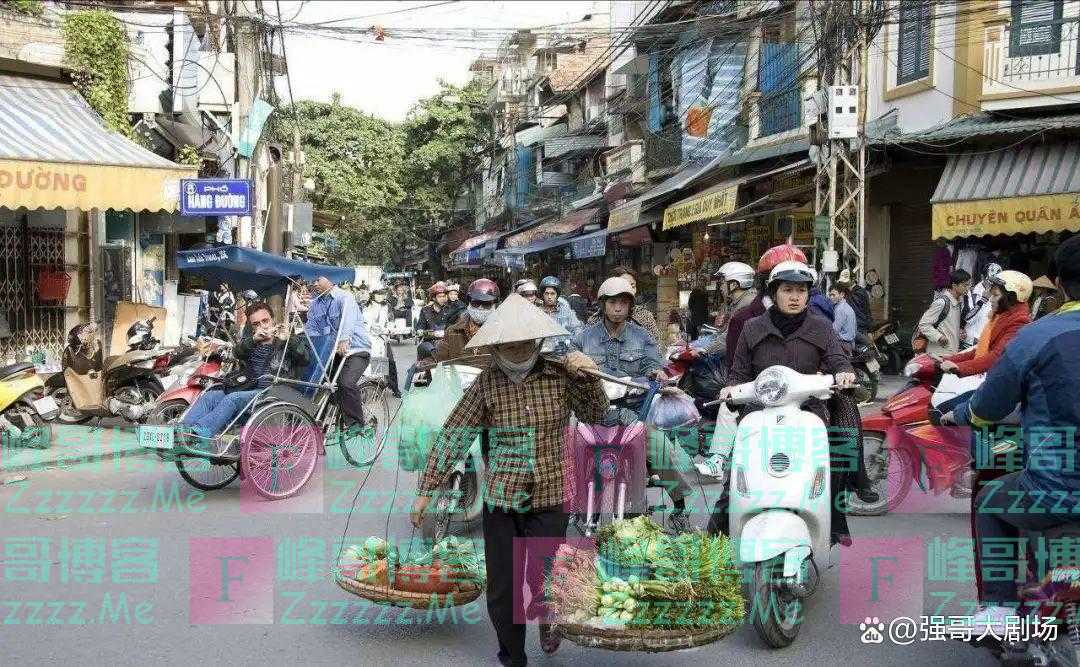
[494,344,540,385]
[467,305,491,324]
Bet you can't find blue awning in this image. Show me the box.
[570,228,608,259]
[491,232,578,269]
[177,245,355,293]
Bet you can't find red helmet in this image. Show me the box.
[757,244,808,274]
[467,278,500,304]
[428,281,448,297]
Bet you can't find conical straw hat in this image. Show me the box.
[465,293,569,349]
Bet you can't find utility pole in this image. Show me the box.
[233,0,259,247]
[811,0,869,284]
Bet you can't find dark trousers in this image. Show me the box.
[482,507,569,667]
[384,344,400,396]
[337,353,370,429]
[973,471,1076,604]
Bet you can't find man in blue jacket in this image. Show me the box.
[944,236,1080,633]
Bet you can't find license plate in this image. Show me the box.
[138,425,175,450]
[884,333,899,345]
[865,358,880,373]
[32,395,59,415]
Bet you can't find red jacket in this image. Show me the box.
[946,302,1031,376]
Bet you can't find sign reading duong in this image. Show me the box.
[932,193,1080,239]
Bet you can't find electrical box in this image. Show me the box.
[822,250,840,273]
[828,86,859,139]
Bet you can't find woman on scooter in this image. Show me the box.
[708,261,867,544]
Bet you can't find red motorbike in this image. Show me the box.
[849,353,974,515]
[147,339,232,424]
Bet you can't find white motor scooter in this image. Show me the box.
[722,365,838,648]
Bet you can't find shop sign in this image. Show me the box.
[662,185,738,231]
[607,200,643,233]
[571,233,606,259]
[813,215,831,241]
[931,193,1080,239]
[180,179,253,216]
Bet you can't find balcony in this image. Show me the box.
[982,7,1080,110]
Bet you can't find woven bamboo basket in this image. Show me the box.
[554,620,738,652]
[335,573,483,609]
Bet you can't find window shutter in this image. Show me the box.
[1010,0,1063,57]
[896,0,931,85]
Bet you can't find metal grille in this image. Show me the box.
[0,222,66,362]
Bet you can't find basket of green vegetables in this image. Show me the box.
[550,518,745,652]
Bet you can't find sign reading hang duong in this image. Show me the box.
[180,179,253,216]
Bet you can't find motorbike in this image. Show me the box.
[722,365,842,648]
[146,337,234,425]
[850,354,976,516]
[851,335,881,402]
[46,317,172,425]
[0,362,58,449]
[418,362,485,542]
[868,319,907,374]
[661,340,728,479]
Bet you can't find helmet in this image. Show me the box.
[428,281,448,297]
[757,244,808,274]
[466,278,500,304]
[715,261,755,289]
[126,317,159,351]
[767,261,817,288]
[597,276,635,301]
[446,283,461,293]
[539,276,561,294]
[990,270,1033,302]
[514,279,538,296]
[239,289,258,301]
[986,262,1003,280]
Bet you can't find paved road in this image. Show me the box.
[0,344,996,666]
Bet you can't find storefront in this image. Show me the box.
[0,73,196,365]
[929,139,1080,306]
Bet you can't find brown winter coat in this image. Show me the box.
[728,309,853,422]
[433,313,490,365]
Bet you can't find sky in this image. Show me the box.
[275,1,603,121]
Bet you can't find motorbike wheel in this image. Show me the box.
[847,435,914,516]
[46,386,92,425]
[176,456,240,491]
[886,348,904,375]
[150,399,189,426]
[3,400,51,449]
[116,382,163,424]
[750,556,803,648]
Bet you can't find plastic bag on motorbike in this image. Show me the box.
[645,388,701,431]
[690,352,727,399]
[391,364,470,472]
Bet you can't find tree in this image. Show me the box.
[397,80,491,269]
[268,95,405,262]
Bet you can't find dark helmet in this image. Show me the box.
[467,278,500,304]
[539,276,561,294]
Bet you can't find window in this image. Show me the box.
[1009,0,1063,57]
[896,0,931,85]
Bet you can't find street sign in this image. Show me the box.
[813,215,830,241]
[180,179,253,216]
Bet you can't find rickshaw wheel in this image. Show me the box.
[240,403,320,500]
[176,456,240,491]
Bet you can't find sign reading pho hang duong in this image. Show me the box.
[662,185,738,231]
[932,193,1080,239]
[180,179,253,216]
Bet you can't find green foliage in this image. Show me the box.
[176,145,202,167]
[269,80,489,265]
[62,10,134,139]
[5,0,45,17]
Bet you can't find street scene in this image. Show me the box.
[1,1,1079,666]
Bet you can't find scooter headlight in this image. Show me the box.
[754,367,789,406]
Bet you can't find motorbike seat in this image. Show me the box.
[0,362,35,379]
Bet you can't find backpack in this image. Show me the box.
[911,296,951,353]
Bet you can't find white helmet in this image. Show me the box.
[990,270,1033,303]
[768,260,817,287]
[514,279,538,296]
[597,276,635,301]
[715,261,755,290]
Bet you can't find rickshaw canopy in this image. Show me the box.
[177,245,356,293]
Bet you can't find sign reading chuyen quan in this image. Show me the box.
[663,185,738,230]
[932,193,1080,239]
[180,179,253,216]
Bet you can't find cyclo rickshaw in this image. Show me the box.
[382,271,417,342]
[137,246,389,499]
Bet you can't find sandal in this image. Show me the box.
[539,623,561,654]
